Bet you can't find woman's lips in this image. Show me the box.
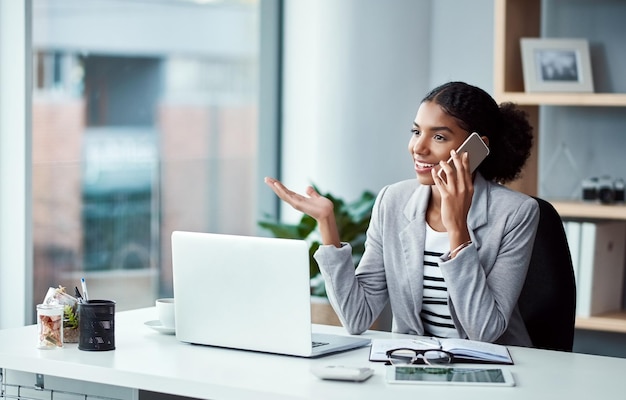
[415,160,436,173]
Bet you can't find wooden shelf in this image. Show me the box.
[552,201,626,220]
[556,203,626,334]
[495,0,626,337]
[497,92,626,107]
[576,311,626,334]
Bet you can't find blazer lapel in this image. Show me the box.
[398,184,430,317]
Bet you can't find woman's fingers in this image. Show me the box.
[265,177,296,203]
[439,151,471,186]
[264,177,312,211]
[264,177,334,220]
[306,185,321,198]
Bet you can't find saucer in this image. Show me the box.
[144,320,175,335]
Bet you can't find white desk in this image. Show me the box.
[1,307,625,399]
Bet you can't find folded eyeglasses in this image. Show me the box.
[385,348,455,365]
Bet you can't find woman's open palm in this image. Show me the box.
[264,177,334,220]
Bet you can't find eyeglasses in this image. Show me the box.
[385,348,454,365]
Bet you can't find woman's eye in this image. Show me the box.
[434,134,446,142]
[411,129,420,136]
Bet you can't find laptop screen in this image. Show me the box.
[172,231,315,356]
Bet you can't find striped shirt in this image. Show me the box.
[420,225,460,338]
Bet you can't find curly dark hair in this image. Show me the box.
[421,81,533,184]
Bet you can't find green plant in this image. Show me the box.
[259,185,376,297]
[64,304,79,329]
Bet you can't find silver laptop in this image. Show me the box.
[171,231,370,357]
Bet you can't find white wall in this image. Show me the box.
[280,0,494,220]
[281,0,429,210]
[429,0,494,91]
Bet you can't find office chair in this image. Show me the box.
[517,197,577,352]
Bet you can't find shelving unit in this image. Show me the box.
[553,201,626,333]
[575,312,626,334]
[553,202,626,221]
[494,0,626,333]
[497,92,626,107]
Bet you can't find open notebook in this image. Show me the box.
[369,337,513,364]
[171,231,370,357]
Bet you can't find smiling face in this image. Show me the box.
[408,101,470,185]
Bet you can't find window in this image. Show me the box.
[30,0,265,313]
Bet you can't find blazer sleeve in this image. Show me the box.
[439,195,539,342]
[314,186,390,335]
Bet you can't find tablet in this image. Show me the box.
[386,366,515,387]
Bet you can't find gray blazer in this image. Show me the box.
[315,174,539,346]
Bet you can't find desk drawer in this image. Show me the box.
[1,369,138,400]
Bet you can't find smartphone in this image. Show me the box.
[437,132,490,180]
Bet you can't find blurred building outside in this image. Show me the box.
[32,0,259,312]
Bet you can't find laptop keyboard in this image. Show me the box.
[312,341,329,348]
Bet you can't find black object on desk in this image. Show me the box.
[78,300,116,351]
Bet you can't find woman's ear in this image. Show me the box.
[481,135,490,147]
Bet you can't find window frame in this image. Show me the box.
[0,0,33,328]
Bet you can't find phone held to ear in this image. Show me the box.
[437,132,490,181]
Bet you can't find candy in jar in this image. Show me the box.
[37,304,64,349]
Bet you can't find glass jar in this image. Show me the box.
[37,304,64,349]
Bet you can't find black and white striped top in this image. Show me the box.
[420,225,459,338]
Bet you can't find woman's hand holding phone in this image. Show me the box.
[437,132,490,182]
[433,132,489,245]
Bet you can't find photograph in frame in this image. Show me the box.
[520,38,594,93]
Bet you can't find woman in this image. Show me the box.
[265,81,538,346]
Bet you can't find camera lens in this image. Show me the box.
[597,176,615,204]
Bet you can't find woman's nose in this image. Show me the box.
[411,136,425,154]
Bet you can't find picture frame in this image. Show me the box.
[520,38,594,93]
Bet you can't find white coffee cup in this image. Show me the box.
[155,298,175,329]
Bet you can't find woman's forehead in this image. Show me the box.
[414,101,462,131]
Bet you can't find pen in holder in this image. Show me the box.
[78,300,116,351]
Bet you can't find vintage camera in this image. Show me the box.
[581,177,599,201]
[581,176,625,204]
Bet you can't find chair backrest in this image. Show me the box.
[517,197,577,352]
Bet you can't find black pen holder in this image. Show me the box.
[78,300,116,351]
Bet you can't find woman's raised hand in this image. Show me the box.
[264,177,334,220]
[264,177,341,247]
